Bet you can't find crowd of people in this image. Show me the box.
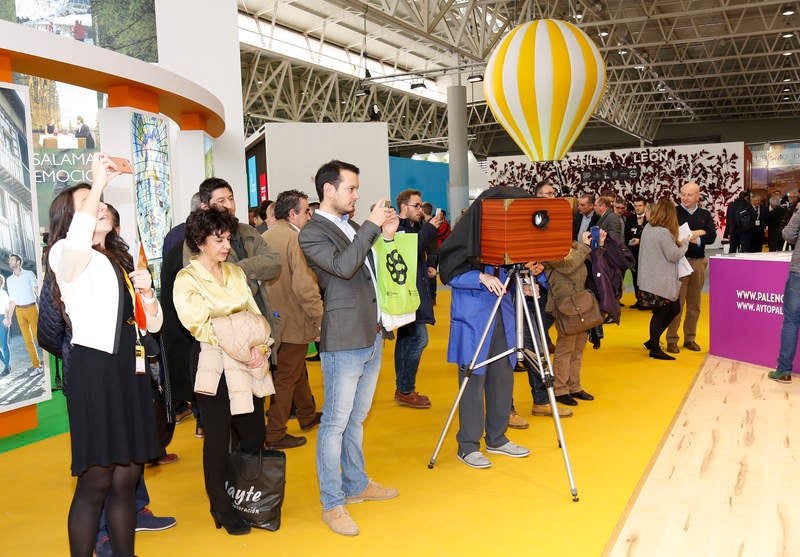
[28,152,800,553]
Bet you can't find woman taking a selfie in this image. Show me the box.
[47,154,162,556]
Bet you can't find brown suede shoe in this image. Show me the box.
[394,390,431,409]
[532,403,573,418]
[508,410,529,429]
[683,341,702,351]
[322,506,359,536]
[666,343,680,354]
[345,481,399,504]
[266,433,307,450]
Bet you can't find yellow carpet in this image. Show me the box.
[0,291,707,556]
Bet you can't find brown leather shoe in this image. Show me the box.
[322,506,359,536]
[508,410,529,429]
[300,412,323,431]
[394,390,431,409]
[266,433,307,450]
[345,481,399,504]
[666,343,680,354]
[683,341,702,351]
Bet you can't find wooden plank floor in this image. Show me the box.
[606,356,800,557]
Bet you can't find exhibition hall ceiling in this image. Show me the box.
[238,0,799,156]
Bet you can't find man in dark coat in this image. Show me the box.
[392,189,444,409]
[625,197,648,308]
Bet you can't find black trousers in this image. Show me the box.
[649,300,682,345]
[195,374,265,514]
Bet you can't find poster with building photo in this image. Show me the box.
[0,83,50,414]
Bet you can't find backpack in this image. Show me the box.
[37,274,70,358]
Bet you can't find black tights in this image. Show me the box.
[649,300,681,346]
[68,463,141,557]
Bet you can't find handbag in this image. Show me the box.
[226,448,286,531]
[553,289,603,335]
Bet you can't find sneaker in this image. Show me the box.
[266,433,307,449]
[95,535,111,557]
[135,508,177,532]
[768,370,792,383]
[457,451,492,469]
[195,425,205,438]
[508,410,529,429]
[300,412,323,431]
[394,390,431,409]
[174,407,193,424]
[532,403,573,418]
[322,506,359,536]
[345,481,399,504]
[156,453,179,465]
[486,441,531,458]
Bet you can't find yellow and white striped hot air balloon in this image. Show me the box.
[484,19,606,161]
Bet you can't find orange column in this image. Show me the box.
[0,53,11,82]
[107,84,160,114]
[0,53,39,438]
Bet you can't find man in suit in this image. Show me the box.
[573,193,598,240]
[262,189,323,450]
[625,197,648,308]
[747,194,768,253]
[594,195,624,244]
[299,160,400,537]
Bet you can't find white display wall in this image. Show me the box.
[264,122,391,223]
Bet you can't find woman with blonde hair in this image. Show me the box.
[638,198,689,360]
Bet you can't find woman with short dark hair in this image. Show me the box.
[173,208,272,536]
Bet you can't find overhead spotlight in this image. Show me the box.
[634,64,645,70]
[364,68,372,79]
[784,76,792,81]
[575,12,583,20]
[784,96,791,100]
[784,51,794,55]
[782,5,796,16]
[782,31,795,38]
[785,87,792,91]
[410,81,426,90]
[354,88,367,97]
[599,30,609,37]
[618,48,628,55]
[467,73,484,83]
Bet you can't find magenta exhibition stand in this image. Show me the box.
[709,252,799,372]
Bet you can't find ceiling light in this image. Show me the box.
[784,76,792,81]
[784,51,794,55]
[410,82,426,90]
[782,6,796,16]
[634,64,645,70]
[785,87,792,91]
[618,48,628,55]
[599,30,609,37]
[784,96,791,100]
[575,12,583,20]
[354,88,367,97]
[782,32,795,38]
[467,73,484,83]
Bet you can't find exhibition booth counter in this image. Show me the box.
[709,252,796,372]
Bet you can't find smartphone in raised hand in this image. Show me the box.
[108,156,133,174]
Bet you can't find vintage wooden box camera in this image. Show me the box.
[480,198,572,265]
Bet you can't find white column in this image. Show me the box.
[154,0,247,220]
[447,85,469,218]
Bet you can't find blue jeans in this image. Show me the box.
[0,322,9,369]
[394,322,428,393]
[777,271,800,373]
[523,295,554,405]
[97,473,149,541]
[318,334,382,511]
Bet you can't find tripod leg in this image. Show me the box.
[428,373,471,469]
[545,383,579,501]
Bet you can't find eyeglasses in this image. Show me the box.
[408,203,422,209]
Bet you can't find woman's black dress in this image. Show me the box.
[65,267,157,476]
